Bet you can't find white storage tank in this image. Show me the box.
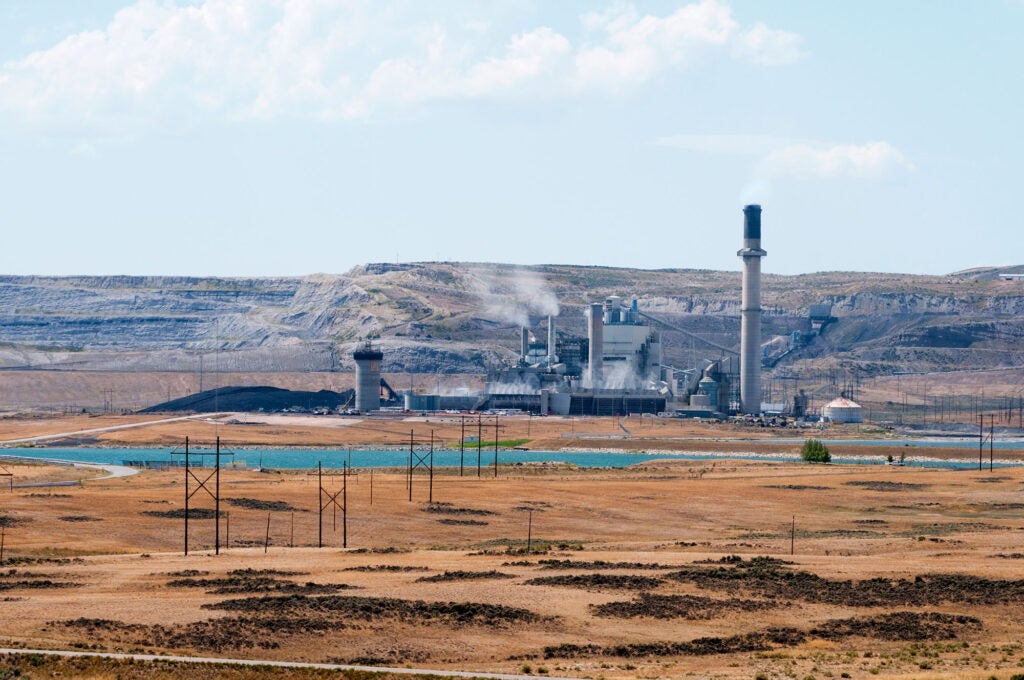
[823,397,863,423]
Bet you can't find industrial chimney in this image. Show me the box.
[353,342,383,412]
[588,303,603,387]
[737,205,766,414]
[547,315,557,364]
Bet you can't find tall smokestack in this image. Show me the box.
[521,327,530,361]
[738,205,766,414]
[588,303,603,387]
[547,315,556,363]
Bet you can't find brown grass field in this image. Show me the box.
[2,414,1024,679]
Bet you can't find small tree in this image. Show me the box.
[801,439,831,463]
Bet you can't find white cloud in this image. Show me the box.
[361,25,571,106]
[574,0,736,90]
[733,22,804,66]
[0,1,802,134]
[463,27,571,96]
[760,141,913,180]
[659,133,913,181]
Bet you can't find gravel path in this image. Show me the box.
[0,648,581,680]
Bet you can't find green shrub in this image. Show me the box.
[800,439,831,463]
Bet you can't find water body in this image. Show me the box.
[2,444,1022,471]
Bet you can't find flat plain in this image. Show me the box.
[2,414,1024,680]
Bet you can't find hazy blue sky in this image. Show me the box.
[1,1,1020,277]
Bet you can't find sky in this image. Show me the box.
[0,1,1021,277]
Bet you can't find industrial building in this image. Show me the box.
[378,205,771,418]
[475,296,669,415]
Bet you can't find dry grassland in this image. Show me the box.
[3,422,1024,680]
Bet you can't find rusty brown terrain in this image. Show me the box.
[2,415,1024,679]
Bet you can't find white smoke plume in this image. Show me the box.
[471,267,560,327]
[485,380,540,395]
[580,360,645,391]
[516,268,560,317]
[600,361,645,391]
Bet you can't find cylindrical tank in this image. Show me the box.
[353,343,383,412]
[698,376,719,406]
[689,394,711,408]
[588,302,603,387]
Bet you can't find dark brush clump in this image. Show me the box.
[524,573,663,590]
[415,570,515,583]
[422,502,496,516]
[142,508,221,520]
[545,628,806,659]
[534,559,676,570]
[592,593,773,620]
[343,565,431,572]
[764,485,830,491]
[811,612,982,641]
[225,498,305,512]
[666,555,1024,606]
[165,567,330,595]
[0,569,81,592]
[845,480,928,492]
[203,593,544,627]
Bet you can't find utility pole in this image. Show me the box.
[990,415,995,472]
[527,509,533,554]
[175,436,231,556]
[979,415,984,471]
[215,437,221,555]
[343,462,348,548]
[184,437,189,555]
[494,414,499,478]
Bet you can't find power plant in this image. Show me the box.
[362,205,770,418]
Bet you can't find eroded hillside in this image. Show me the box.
[0,264,1022,382]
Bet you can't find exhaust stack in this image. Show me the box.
[547,315,556,363]
[588,303,603,387]
[738,205,766,414]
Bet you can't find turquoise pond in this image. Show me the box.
[3,439,1023,471]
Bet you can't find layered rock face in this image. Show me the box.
[0,264,1022,378]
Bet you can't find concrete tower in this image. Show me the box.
[587,302,603,387]
[737,204,767,414]
[353,342,383,412]
[547,315,557,363]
